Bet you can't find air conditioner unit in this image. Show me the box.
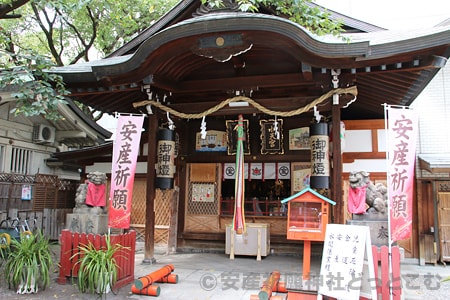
[33,124,55,143]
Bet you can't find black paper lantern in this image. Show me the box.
[156,128,176,190]
[309,123,329,189]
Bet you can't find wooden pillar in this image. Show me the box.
[143,112,158,263]
[331,102,343,224]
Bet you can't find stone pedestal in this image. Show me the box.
[66,212,108,234]
[346,219,389,246]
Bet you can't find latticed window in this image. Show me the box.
[10,147,32,174]
[187,164,220,215]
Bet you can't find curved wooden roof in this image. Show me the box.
[49,3,450,120]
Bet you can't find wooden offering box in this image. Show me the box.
[281,187,336,242]
[225,223,270,261]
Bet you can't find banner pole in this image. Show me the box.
[383,103,394,300]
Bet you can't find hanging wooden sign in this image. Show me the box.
[226,119,250,155]
[260,119,284,154]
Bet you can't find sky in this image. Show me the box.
[315,0,450,30]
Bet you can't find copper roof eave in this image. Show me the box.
[51,14,450,87]
[87,13,371,82]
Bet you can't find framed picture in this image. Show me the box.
[291,162,311,193]
[289,127,310,150]
[226,119,250,155]
[260,119,284,154]
[195,130,227,152]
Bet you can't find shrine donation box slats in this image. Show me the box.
[225,223,270,260]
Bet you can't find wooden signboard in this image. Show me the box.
[318,224,377,300]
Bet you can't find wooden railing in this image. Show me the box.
[369,245,402,300]
[57,229,136,290]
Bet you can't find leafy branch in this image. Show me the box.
[0,50,70,120]
[202,0,346,39]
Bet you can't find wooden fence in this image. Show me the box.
[57,229,136,290]
[0,173,77,212]
[0,208,72,240]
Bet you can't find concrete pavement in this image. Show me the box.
[2,244,450,299]
[127,247,450,300]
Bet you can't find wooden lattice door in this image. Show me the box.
[438,192,450,263]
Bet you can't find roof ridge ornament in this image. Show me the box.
[191,34,253,62]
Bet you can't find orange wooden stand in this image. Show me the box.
[302,240,311,280]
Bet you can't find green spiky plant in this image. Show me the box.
[4,230,53,294]
[72,234,130,295]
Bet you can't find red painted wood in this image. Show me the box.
[57,229,72,283]
[303,240,311,280]
[380,246,390,300]
[391,246,401,300]
[73,230,83,275]
[57,230,136,290]
[371,245,381,296]
[293,245,403,300]
[286,291,317,299]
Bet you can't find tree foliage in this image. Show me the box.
[1,0,343,121]
[0,0,30,19]
[0,0,178,120]
[0,50,69,121]
[203,0,345,37]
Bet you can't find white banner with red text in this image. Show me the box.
[108,115,144,229]
[387,106,418,241]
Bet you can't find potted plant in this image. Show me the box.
[72,234,129,295]
[4,230,53,294]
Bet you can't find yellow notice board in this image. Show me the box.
[318,224,377,300]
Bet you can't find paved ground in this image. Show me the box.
[1,244,450,299]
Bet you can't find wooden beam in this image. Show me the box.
[144,112,158,264]
[331,100,343,224]
[170,73,316,93]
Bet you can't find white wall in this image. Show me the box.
[411,60,450,178]
[411,63,450,154]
